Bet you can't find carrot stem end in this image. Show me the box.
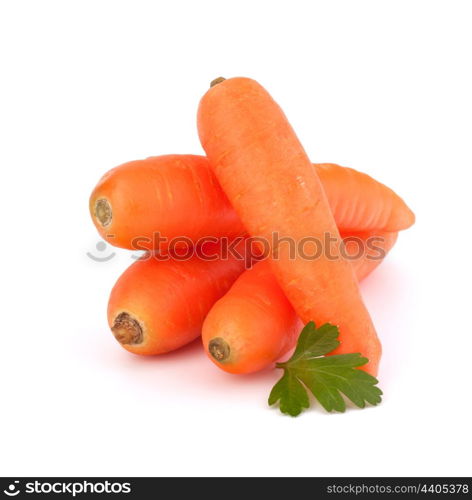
[208,337,231,362]
[210,77,226,88]
[95,198,112,227]
[112,312,143,345]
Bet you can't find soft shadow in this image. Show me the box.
[121,336,205,365]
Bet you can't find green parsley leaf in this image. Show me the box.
[268,371,309,417]
[268,321,382,416]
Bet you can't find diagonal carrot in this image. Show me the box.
[198,77,382,375]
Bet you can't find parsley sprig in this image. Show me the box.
[268,322,382,416]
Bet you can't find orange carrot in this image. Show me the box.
[203,260,302,375]
[342,230,398,281]
[317,163,414,232]
[90,155,244,251]
[198,77,381,375]
[107,242,247,355]
[203,232,397,374]
[90,155,414,250]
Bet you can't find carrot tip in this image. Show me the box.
[94,198,112,227]
[210,77,226,88]
[208,337,231,362]
[112,312,143,346]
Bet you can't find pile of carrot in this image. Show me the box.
[90,77,414,407]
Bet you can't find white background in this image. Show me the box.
[1,0,471,477]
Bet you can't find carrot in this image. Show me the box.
[107,242,247,355]
[90,155,244,251]
[90,156,414,250]
[317,163,414,232]
[203,231,397,374]
[342,230,398,281]
[203,260,302,375]
[198,77,381,375]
